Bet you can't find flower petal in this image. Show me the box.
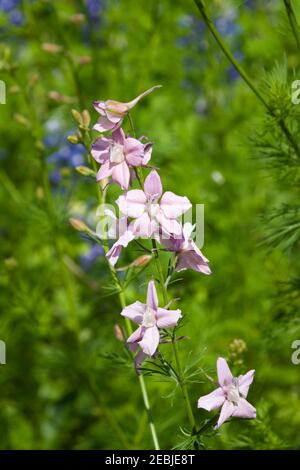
[124,137,144,166]
[96,161,113,181]
[117,190,147,218]
[197,387,225,411]
[176,249,211,274]
[121,301,146,324]
[127,326,144,344]
[216,400,235,428]
[160,191,192,219]
[156,211,182,236]
[142,143,152,165]
[91,137,110,163]
[144,170,163,199]
[106,230,134,266]
[238,370,255,398]
[232,398,256,419]
[112,127,125,145]
[93,117,117,133]
[217,357,233,387]
[156,308,181,328]
[112,161,131,190]
[130,213,156,238]
[146,280,158,310]
[138,325,160,356]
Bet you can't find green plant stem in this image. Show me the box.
[283,0,300,52]
[193,0,300,158]
[151,239,196,431]
[83,133,160,450]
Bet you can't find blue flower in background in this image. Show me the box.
[0,0,24,27]
[0,0,19,12]
[79,243,104,270]
[85,0,104,24]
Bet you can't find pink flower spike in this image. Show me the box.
[91,128,151,190]
[121,280,181,358]
[116,170,192,239]
[197,357,256,429]
[93,85,162,133]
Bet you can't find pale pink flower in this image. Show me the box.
[121,280,181,357]
[93,85,162,133]
[198,357,256,429]
[161,223,211,274]
[91,128,152,190]
[105,212,135,267]
[117,170,192,238]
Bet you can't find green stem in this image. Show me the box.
[83,134,160,450]
[283,0,300,52]
[193,0,300,158]
[151,240,196,431]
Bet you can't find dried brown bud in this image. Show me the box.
[68,13,86,24]
[114,324,125,342]
[69,218,90,233]
[131,255,152,268]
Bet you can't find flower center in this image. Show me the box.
[226,383,241,405]
[142,306,156,328]
[146,200,159,218]
[110,144,124,164]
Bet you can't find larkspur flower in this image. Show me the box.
[93,85,161,133]
[198,357,256,429]
[91,128,152,190]
[121,280,181,357]
[117,170,192,238]
[161,223,211,274]
[105,211,135,267]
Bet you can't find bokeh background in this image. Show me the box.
[1,0,300,450]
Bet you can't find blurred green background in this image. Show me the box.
[0,0,300,450]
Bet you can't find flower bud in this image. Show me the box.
[67,134,80,144]
[114,324,124,342]
[42,43,63,54]
[71,109,83,125]
[69,218,90,233]
[78,56,92,65]
[14,113,30,128]
[82,110,91,127]
[75,166,96,177]
[68,13,86,24]
[131,255,152,268]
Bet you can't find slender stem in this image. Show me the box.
[193,0,300,158]
[283,0,300,52]
[83,133,160,450]
[151,239,196,431]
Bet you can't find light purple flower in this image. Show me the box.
[121,280,181,357]
[91,128,152,190]
[117,170,192,238]
[105,212,135,267]
[162,223,211,274]
[93,85,162,133]
[198,357,256,429]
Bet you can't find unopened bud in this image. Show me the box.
[36,186,44,200]
[114,324,124,342]
[82,110,91,127]
[68,13,86,24]
[67,134,80,144]
[14,113,30,128]
[131,255,152,268]
[78,56,92,65]
[48,91,74,104]
[71,109,83,125]
[42,43,63,54]
[76,166,96,177]
[69,218,90,233]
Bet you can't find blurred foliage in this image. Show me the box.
[0,0,300,450]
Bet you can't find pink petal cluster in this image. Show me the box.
[91,128,152,190]
[121,280,181,359]
[198,357,256,429]
[93,85,161,133]
[117,170,192,238]
[161,223,211,274]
